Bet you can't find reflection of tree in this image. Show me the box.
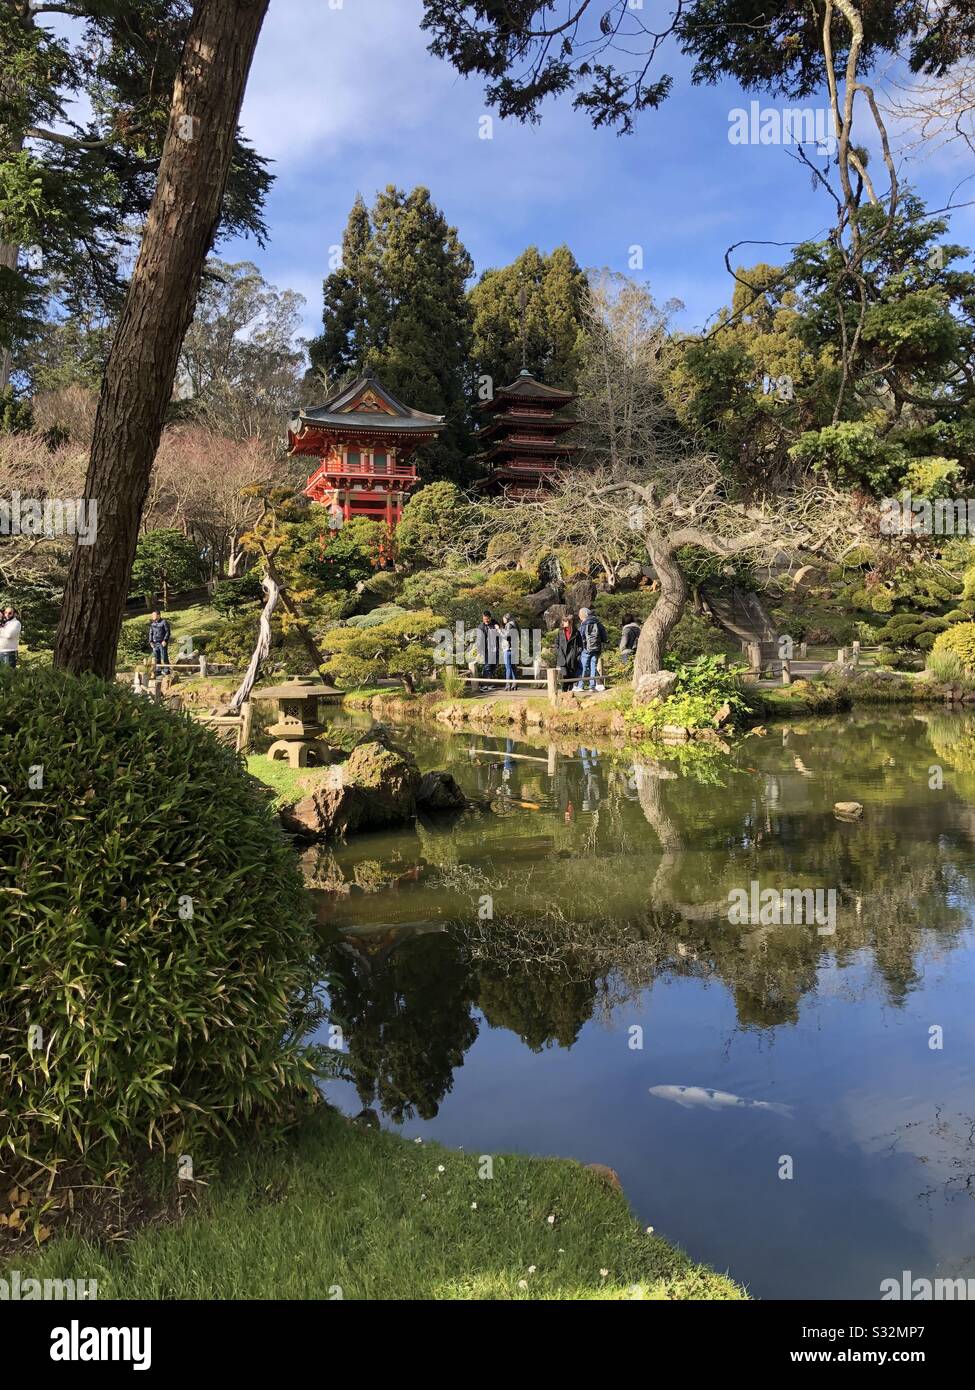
[477,932,597,1051]
[315,711,975,1116]
[880,1107,975,1209]
[328,933,478,1122]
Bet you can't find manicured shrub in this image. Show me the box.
[931,622,975,672]
[343,603,407,630]
[116,618,152,670]
[326,608,446,690]
[211,570,264,615]
[0,668,321,1182]
[400,568,475,613]
[355,571,403,609]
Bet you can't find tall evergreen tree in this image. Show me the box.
[308,193,371,388]
[0,0,272,394]
[309,186,474,482]
[469,245,588,392]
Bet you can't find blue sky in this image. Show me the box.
[221,0,975,351]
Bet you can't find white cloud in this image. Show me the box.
[242,0,452,163]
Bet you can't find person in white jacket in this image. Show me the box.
[0,606,22,668]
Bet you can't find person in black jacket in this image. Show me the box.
[554,615,580,687]
[148,611,171,676]
[619,615,641,668]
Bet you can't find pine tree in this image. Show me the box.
[308,194,371,387]
[469,244,589,392]
[309,186,474,481]
[0,0,271,394]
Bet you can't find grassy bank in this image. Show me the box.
[4,1107,744,1301]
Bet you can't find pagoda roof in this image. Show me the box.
[475,415,576,441]
[288,371,446,444]
[478,369,576,411]
[476,439,578,462]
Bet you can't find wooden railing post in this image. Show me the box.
[546,667,558,707]
[238,701,253,754]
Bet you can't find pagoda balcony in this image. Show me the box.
[306,459,417,484]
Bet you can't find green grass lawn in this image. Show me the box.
[6,1107,744,1300]
[245,754,336,808]
[120,602,225,666]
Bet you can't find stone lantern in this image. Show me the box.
[251,677,341,767]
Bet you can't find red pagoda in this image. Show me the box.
[288,372,445,527]
[473,369,577,498]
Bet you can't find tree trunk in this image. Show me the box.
[228,570,279,714]
[0,242,18,393]
[633,534,687,683]
[260,545,328,675]
[53,0,271,678]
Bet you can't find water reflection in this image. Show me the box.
[308,710,975,1298]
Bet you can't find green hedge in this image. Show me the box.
[0,668,322,1182]
[932,622,975,671]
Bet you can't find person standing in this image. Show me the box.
[148,610,171,676]
[0,606,22,668]
[476,610,498,685]
[554,614,580,688]
[575,606,607,693]
[619,615,641,668]
[499,613,519,691]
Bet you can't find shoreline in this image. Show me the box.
[338,670,945,743]
[2,1106,745,1301]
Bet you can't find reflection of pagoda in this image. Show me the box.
[288,371,445,527]
[337,922,446,975]
[473,369,577,498]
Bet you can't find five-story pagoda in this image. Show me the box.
[473,369,577,498]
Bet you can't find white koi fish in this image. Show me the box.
[649,1085,792,1117]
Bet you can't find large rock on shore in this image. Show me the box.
[543,602,571,631]
[634,670,679,705]
[615,562,644,590]
[344,735,421,817]
[564,572,596,613]
[281,732,469,840]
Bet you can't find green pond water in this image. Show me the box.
[307,708,975,1300]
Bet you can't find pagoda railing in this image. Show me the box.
[308,460,417,482]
